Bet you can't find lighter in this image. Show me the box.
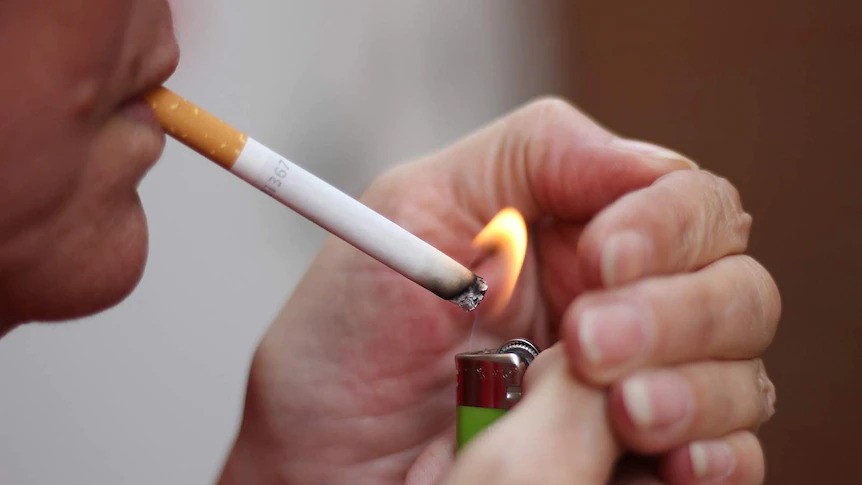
[455,338,541,450]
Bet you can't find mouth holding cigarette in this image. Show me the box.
[145,87,487,311]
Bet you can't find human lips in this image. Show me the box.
[115,36,180,167]
[107,52,179,186]
[120,97,160,127]
[120,35,180,121]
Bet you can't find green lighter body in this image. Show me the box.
[455,339,539,450]
[456,405,507,448]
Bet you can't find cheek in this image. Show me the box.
[0,0,132,235]
[0,120,90,237]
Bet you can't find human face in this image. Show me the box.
[0,0,179,330]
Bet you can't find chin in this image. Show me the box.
[1,197,150,326]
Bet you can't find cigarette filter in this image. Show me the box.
[455,338,540,450]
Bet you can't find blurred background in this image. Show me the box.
[0,1,858,483]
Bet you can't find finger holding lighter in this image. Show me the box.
[446,344,619,484]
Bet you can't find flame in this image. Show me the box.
[472,208,528,315]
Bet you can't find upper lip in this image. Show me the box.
[125,43,180,105]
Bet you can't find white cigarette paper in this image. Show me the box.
[146,87,486,310]
[233,138,482,301]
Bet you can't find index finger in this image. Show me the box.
[402,98,697,226]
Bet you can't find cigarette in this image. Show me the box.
[145,87,487,311]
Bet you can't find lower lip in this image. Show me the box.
[120,98,161,128]
[118,98,166,174]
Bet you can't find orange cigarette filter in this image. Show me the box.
[145,87,247,170]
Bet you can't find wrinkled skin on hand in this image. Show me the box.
[218,99,777,485]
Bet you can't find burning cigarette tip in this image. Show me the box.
[450,275,488,312]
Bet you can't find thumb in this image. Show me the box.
[444,344,620,485]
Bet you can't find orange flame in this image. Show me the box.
[472,208,528,315]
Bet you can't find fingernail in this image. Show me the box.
[621,372,693,430]
[601,231,653,287]
[610,138,699,170]
[577,303,651,366]
[689,441,737,480]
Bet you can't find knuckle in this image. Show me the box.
[684,363,760,439]
[721,175,745,212]
[671,189,701,267]
[754,359,777,424]
[510,96,588,214]
[711,173,751,251]
[736,211,754,251]
[663,170,752,257]
[521,96,580,125]
[518,97,582,165]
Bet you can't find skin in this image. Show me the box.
[217,99,779,484]
[0,0,178,328]
[0,2,779,484]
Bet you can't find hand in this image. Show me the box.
[560,166,780,483]
[442,344,617,484]
[217,98,778,484]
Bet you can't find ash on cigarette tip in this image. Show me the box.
[450,276,488,312]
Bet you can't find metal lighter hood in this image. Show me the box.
[457,349,529,410]
[455,339,540,449]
